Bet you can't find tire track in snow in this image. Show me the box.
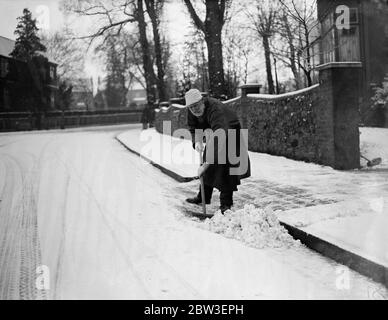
[43,142,152,299]
[0,148,48,300]
[52,140,203,299]
[0,156,20,300]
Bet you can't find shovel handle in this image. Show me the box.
[199,152,207,215]
[360,155,370,162]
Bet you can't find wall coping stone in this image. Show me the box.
[247,84,320,101]
[316,62,363,70]
[155,98,242,115]
[240,83,262,89]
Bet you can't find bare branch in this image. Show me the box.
[183,0,205,32]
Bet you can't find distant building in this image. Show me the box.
[66,77,94,111]
[0,35,58,112]
[127,88,147,110]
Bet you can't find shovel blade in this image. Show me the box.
[367,158,382,167]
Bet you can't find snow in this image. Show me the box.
[223,96,241,104]
[155,96,241,113]
[360,127,388,169]
[118,126,388,282]
[277,198,388,266]
[248,128,388,271]
[202,205,300,249]
[0,159,5,196]
[117,128,199,179]
[0,125,387,299]
[248,84,320,100]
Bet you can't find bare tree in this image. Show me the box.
[246,0,281,94]
[183,0,231,97]
[144,0,167,101]
[278,0,318,87]
[178,28,209,94]
[95,31,145,108]
[61,0,168,105]
[41,27,85,79]
[223,21,252,97]
[271,10,302,89]
[136,0,157,104]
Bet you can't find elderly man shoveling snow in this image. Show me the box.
[177,89,251,214]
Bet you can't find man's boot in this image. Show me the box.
[186,185,213,205]
[220,190,233,214]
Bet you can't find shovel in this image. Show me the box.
[199,152,207,215]
[360,154,382,167]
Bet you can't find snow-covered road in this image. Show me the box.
[0,125,386,300]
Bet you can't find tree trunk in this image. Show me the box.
[145,0,167,102]
[303,24,313,87]
[263,36,275,94]
[137,0,156,105]
[204,0,225,98]
[283,15,301,89]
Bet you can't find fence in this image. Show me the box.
[0,109,142,132]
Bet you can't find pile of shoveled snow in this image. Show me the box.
[201,204,300,249]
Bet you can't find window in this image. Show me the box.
[50,92,55,108]
[4,87,10,109]
[349,8,359,24]
[0,58,9,78]
[320,14,337,64]
[50,65,56,80]
[342,27,357,36]
[320,7,361,64]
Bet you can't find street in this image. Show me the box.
[0,125,387,300]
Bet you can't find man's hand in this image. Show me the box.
[195,141,204,153]
[198,162,210,178]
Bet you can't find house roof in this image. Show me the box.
[0,35,56,64]
[66,78,93,93]
[0,35,15,58]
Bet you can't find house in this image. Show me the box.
[0,35,58,112]
[66,77,94,111]
[317,0,388,125]
[127,88,147,109]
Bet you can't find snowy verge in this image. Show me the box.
[201,205,300,249]
[0,159,5,197]
[360,127,388,168]
[117,129,199,179]
[276,199,374,228]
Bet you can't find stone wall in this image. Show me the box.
[154,105,189,134]
[154,81,361,170]
[155,97,243,136]
[239,85,330,164]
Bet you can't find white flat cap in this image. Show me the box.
[185,89,202,107]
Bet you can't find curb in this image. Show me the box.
[280,221,388,288]
[115,136,197,183]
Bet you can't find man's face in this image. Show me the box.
[189,99,205,117]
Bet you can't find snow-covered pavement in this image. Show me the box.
[0,125,387,300]
[118,127,388,279]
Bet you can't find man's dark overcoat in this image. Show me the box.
[188,97,251,192]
